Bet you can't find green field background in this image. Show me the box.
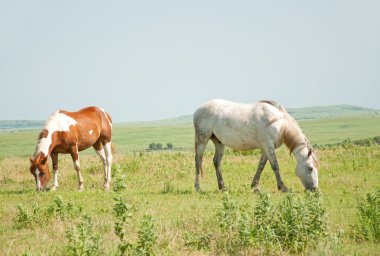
[1,115,380,157]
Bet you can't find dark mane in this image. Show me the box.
[259,100,285,111]
[38,129,49,140]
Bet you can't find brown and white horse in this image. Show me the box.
[29,106,113,191]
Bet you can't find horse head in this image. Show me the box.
[295,145,319,191]
[29,153,51,191]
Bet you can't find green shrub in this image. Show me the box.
[65,214,103,256]
[353,189,380,242]
[184,231,213,250]
[272,192,327,252]
[14,203,39,230]
[112,164,127,193]
[134,214,157,256]
[46,196,82,220]
[215,193,254,254]
[252,193,277,249]
[113,197,157,256]
[185,192,328,254]
[113,196,134,256]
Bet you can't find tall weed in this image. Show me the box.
[352,189,380,242]
[65,214,103,256]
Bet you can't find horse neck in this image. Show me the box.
[34,136,55,159]
[292,145,307,163]
[281,116,306,153]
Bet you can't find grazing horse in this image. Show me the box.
[193,99,319,192]
[29,106,113,191]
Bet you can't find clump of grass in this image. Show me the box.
[13,203,40,230]
[183,231,213,250]
[114,196,134,255]
[352,189,380,242]
[184,192,328,254]
[134,214,157,256]
[112,164,127,193]
[271,191,328,253]
[160,181,174,194]
[215,193,253,254]
[113,196,157,256]
[65,214,103,256]
[252,193,277,249]
[46,195,83,220]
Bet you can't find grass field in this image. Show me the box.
[0,115,380,255]
[0,146,379,255]
[1,115,380,157]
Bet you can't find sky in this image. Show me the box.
[1,1,379,122]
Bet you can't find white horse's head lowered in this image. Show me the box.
[294,145,319,190]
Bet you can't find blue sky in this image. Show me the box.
[1,1,379,122]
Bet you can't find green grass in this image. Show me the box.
[0,146,379,255]
[1,115,380,157]
[0,115,380,254]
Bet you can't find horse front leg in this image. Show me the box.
[103,142,113,190]
[264,147,288,192]
[51,152,59,191]
[251,151,268,191]
[70,146,84,191]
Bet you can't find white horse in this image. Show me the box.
[193,99,319,192]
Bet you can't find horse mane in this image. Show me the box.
[259,100,285,111]
[260,100,319,167]
[34,111,60,157]
[38,129,49,140]
[281,114,306,153]
[281,114,320,168]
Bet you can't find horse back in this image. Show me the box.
[61,107,112,151]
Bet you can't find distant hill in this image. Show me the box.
[1,105,379,131]
[286,105,379,120]
[0,120,44,132]
[117,104,379,127]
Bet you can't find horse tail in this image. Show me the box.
[195,141,205,179]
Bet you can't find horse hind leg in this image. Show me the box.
[70,146,84,191]
[195,141,207,192]
[93,141,108,189]
[211,136,226,191]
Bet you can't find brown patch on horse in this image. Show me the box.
[38,129,49,140]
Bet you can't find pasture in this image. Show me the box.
[0,115,380,255]
[2,115,380,156]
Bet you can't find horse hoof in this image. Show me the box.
[103,184,110,190]
[219,186,228,192]
[195,186,202,193]
[252,187,261,193]
[51,186,58,191]
[78,186,84,191]
[280,186,289,193]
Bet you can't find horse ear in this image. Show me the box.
[307,148,312,157]
[29,156,34,164]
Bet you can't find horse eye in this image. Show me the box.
[39,172,45,177]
